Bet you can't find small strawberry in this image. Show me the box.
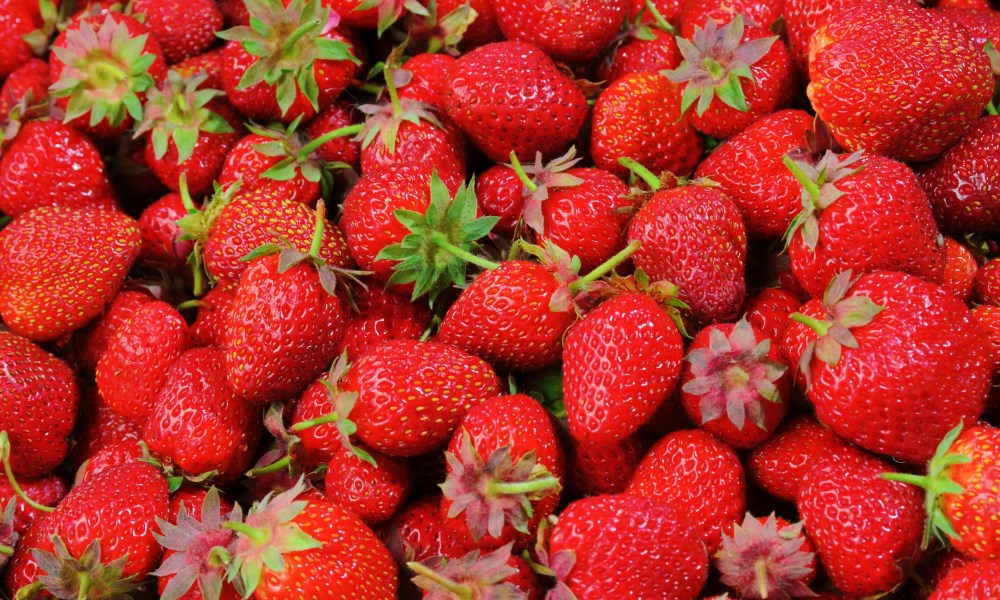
[493,0,630,67]
[303,100,361,170]
[0,499,16,571]
[941,237,979,303]
[377,494,467,565]
[742,287,802,343]
[188,281,237,348]
[564,432,649,497]
[0,474,67,535]
[408,542,543,600]
[323,443,412,527]
[0,58,49,121]
[395,52,456,111]
[171,47,225,90]
[132,0,223,64]
[336,284,431,362]
[596,21,682,84]
[929,559,1000,600]
[325,0,425,34]
[66,384,142,471]
[975,258,1000,306]
[715,513,818,600]
[0,0,36,79]
[138,187,196,269]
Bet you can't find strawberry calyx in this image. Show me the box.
[682,319,787,431]
[616,157,718,211]
[49,13,159,128]
[0,499,18,566]
[405,0,478,55]
[508,148,585,235]
[152,488,244,600]
[177,178,242,296]
[216,0,360,116]
[515,240,583,313]
[441,431,562,542]
[408,542,524,600]
[663,15,777,116]
[882,420,973,549]
[357,0,430,37]
[589,269,691,336]
[0,431,56,515]
[133,71,234,164]
[715,512,816,600]
[790,270,883,388]
[17,537,140,600]
[529,517,576,600]
[600,4,676,76]
[249,117,359,185]
[357,63,445,154]
[377,172,501,305]
[223,478,323,597]
[782,150,864,251]
[245,404,305,479]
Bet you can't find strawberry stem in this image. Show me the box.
[988,102,998,116]
[790,312,830,337]
[245,456,291,478]
[0,432,54,514]
[428,231,500,271]
[383,65,404,118]
[0,544,13,555]
[299,123,363,156]
[617,157,661,190]
[406,561,474,599]
[508,151,538,193]
[568,240,640,294]
[309,200,326,259]
[178,174,197,213]
[488,474,561,496]
[15,581,44,599]
[222,521,271,546]
[754,558,769,599]
[644,0,676,33]
[77,572,91,600]
[782,155,821,200]
[289,412,340,432]
[282,19,321,54]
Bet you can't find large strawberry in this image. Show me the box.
[807,1,993,162]
[782,271,992,464]
[0,205,141,342]
[492,0,629,67]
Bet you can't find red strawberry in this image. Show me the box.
[680,0,784,38]
[715,513,818,600]
[665,16,794,138]
[797,444,924,596]
[188,281,237,348]
[131,0,223,64]
[596,25,682,84]
[217,0,359,123]
[929,559,1000,600]
[304,99,361,169]
[742,287,802,343]
[941,237,979,303]
[336,284,431,362]
[782,0,895,73]
[171,47,225,90]
[408,542,543,599]
[0,206,141,342]
[76,438,147,484]
[0,58,49,121]
[0,474,67,535]
[493,0,629,67]
[410,0,500,50]
[590,71,703,179]
[975,258,1000,305]
[564,432,649,497]
[217,127,326,207]
[538,494,709,598]
[0,0,36,79]
[444,40,588,162]
[807,2,992,162]
[627,428,747,553]
[323,443,412,526]
[680,319,790,449]
[782,271,992,464]
[66,384,142,470]
[395,52,456,111]
[973,305,1000,377]
[324,0,417,32]
[225,481,398,599]
[377,494,467,564]
[138,188,195,269]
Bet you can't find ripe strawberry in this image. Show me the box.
[323,443,412,526]
[395,52,456,111]
[626,428,747,553]
[132,0,223,64]
[73,290,155,373]
[0,205,141,342]
[742,287,802,343]
[444,40,588,162]
[941,237,979,303]
[782,271,991,464]
[918,115,1000,235]
[217,127,324,207]
[226,481,398,599]
[493,0,629,67]
[590,71,703,179]
[782,0,897,73]
[924,548,975,599]
[0,58,49,121]
[144,347,263,484]
[325,0,419,32]
[628,179,748,324]
[66,384,142,470]
[538,494,709,598]
[807,2,993,162]
[378,494,467,564]
[716,513,818,600]
[409,542,543,599]
[440,394,564,552]
[0,0,36,79]
[973,305,1000,380]
[596,25,682,84]
[0,474,67,534]
[76,439,147,484]
[336,285,431,362]
[138,189,195,269]
[797,444,924,596]
[188,281,237,348]
[929,559,1000,600]
[628,0,682,26]
[680,319,790,449]
[171,47,225,90]
[564,432,649,497]
[695,109,815,241]
[975,258,1000,305]
[304,100,361,169]
[95,299,193,426]
[217,0,359,123]
[49,11,167,141]
[665,16,794,138]
[680,0,784,38]
[935,5,1000,49]
[782,151,945,298]
[410,0,500,50]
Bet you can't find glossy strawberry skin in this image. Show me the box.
[444,40,588,162]
[138,191,194,268]
[304,100,361,168]
[475,164,525,238]
[224,254,348,405]
[66,384,142,471]
[493,0,629,67]
[0,331,79,478]
[590,71,703,179]
[217,133,321,207]
[680,0,784,38]
[807,2,993,162]
[359,116,467,185]
[937,424,1000,560]
[0,475,68,534]
[628,185,748,325]
[596,29,682,84]
[342,340,503,457]
[436,261,576,372]
[0,57,49,121]
[189,281,237,348]
[564,433,648,497]
[132,0,223,64]
[627,429,746,553]
[0,0,35,79]
[695,109,814,241]
[782,271,992,464]
[335,285,430,363]
[563,293,684,445]
[377,494,467,564]
[929,559,1000,600]
[396,53,456,112]
[742,287,802,343]
[797,445,924,596]
[941,237,978,304]
[323,444,412,527]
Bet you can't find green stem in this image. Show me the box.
[425,36,443,55]
[222,521,271,547]
[282,19,320,53]
[91,61,126,87]
[178,173,197,213]
[406,561,473,599]
[429,232,500,271]
[782,155,822,201]
[0,434,54,514]
[352,81,384,95]
[789,312,831,337]
[207,545,233,568]
[617,157,661,190]
[488,475,561,496]
[508,151,538,193]
[289,412,340,432]
[644,0,676,33]
[568,240,640,295]
[15,581,44,600]
[299,124,363,156]
[176,299,204,311]
[383,65,403,117]
[0,544,13,555]
[76,572,90,600]
[192,260,205,298]
[754,558,769,600]
[245,456,291,478]
[309,200,326,259]
[988,102,998,116]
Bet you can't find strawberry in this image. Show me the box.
[695,109,815,241]
[596,23,682,84]
[378,494,467,564]
[410,0,500,50]
[929,559,1000,600]
[0,205,141,342]
[941,237,979,303]
[665,16,794,138]
[973,305,1000,379]
[564,290,685,444]
[395,52,456,111]
[49,11,167,142]
[782,271,991,464]
[171,47,225,90]
[138,188,195,269]
[680,0,785,38]
[72,289,155,372]
[217,0,360,123]
[143,347,264,484]
[444,40,589,162]
[0,499,15,572]
[493,0,629,67]
[715,513,818,600]
[627,177,748,325]
[935,5,1000,49]
[66,384,142,471]
[217,126,327,207]
[131,0,223,64]
[924,548,976,599]
[95,299,193,426]
[76,439,147,484]
[629,0,682,26]
[680,319,790,449]
[408,542,543,599]
[188,281,237,348]
[918,115,1000,235]
[0,0,36,79]
[403,0,479,55]
[797,444,924,596]
[782,0,897,74]
[325,0,423,33]
[0,332,78,479]
[564,432,648,497]
[975,258,1000,305]
[336,284,431,362]
[807,2,993,162]
[440,394,564,552]
[782,151,946,298]
[0,474,67,534]
[225,480,398,599]
[475,162,527,237]
[742,287,802,343]
[323,443,412,526]
[0,58,49,121]
[626,428,747,553]
[590,71,703,179]
[303,100,361,169]
[538,494,709,598]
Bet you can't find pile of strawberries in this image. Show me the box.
[1,0,1000,597]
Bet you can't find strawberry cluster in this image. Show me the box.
[0,0,999,598]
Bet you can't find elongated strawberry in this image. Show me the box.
[493,0,629,67]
